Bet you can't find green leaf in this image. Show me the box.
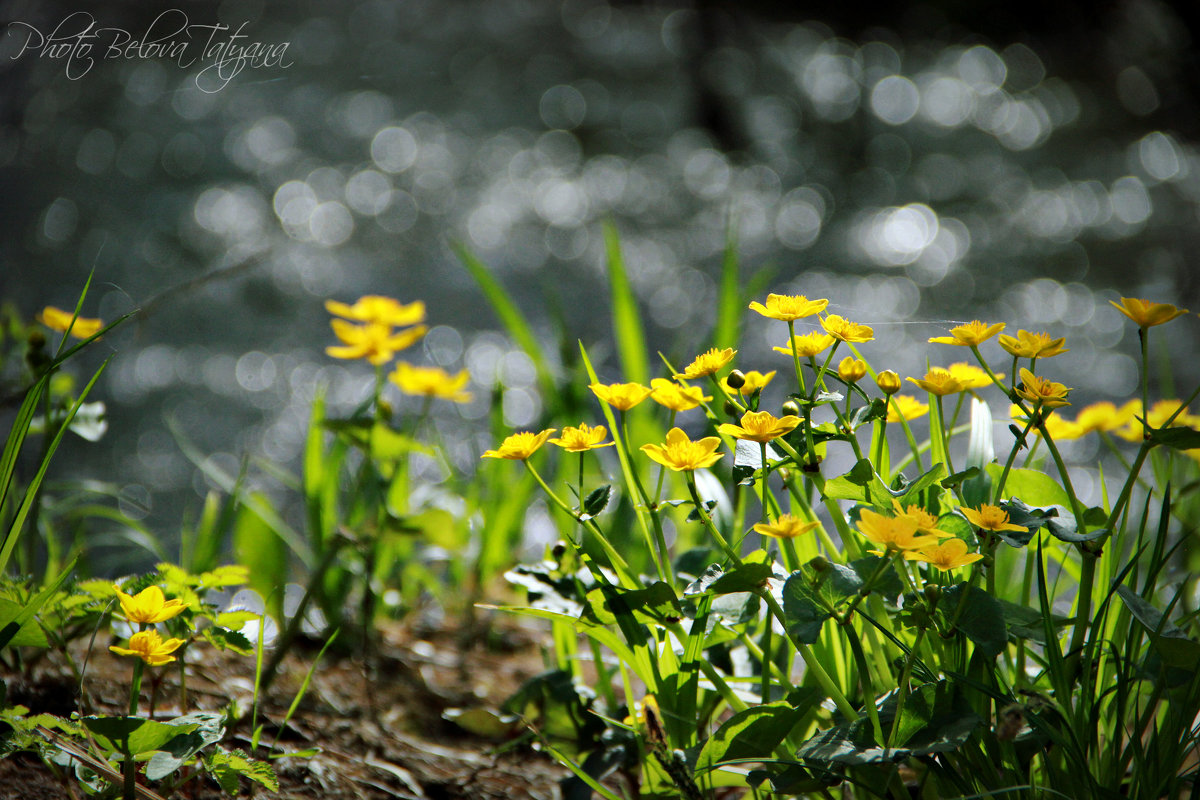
[587,582,683,625]
[233,499,289,623]
[581,485,611,520]
[702,562,774,596]
[823,459,894,509]
[83,716,199,755]
[442,707,519,739]
[1146,424,1200,451]
[940,584,1008,657]
[895,463,947,509]
[144,712,226,780]
[848,556,903,603]
[696,702,802,774]
[711,220,742,351]
[201,626,254,655]
[1116,586,1200,669]
[733,440,781,485]
[0,598,48,648]
[996,598,1070,645]
[206,749,278,793]
[985,464,1071,507]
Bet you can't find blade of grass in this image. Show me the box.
[450,239,556,399]
[712,219,741,352]
[602,220,649,386]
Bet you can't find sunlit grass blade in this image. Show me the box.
[0,556,76,651]
[450,239,556,399]
[712,219,741,352]
[602,220,649,386]
[0,358,109,574]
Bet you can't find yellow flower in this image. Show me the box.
[748,293,829,321]
[109,630,186,667]
[753,514,820,539]
[1110,297,1189,328]
[718,410,801,443]
[388,363,472,403]
[114,585,187,625]
[1075,400,1139,434]
[1011,405,1084,440]
[886,395,929,422]
[326,320,427,365]
[721,370,776,396]
[908,368,965,396]
[773,332,835,358]
[837,357,867,384]
[998,330,1068,359]
[904,538,984,570]
[590,382,653,411]
[640,427,724,471]
[875,370,902,395]
[857,508,940,553]
[481,429,556,460]
[1115,399,1200,441]
[820,315,874,343]
[649,378,710,412]
[549,423,614,452]
[928,320,1005,347]
[892,500,953,538]
[675,348,736,379]
[1015,368,1071,409]
[325,295,426,327]
[960,504,1027,533]
[37,306,103,339]
[946,362,999,390]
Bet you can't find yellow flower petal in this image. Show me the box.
[481,429,556,460]
[640,427,724,471]
[928,320,1005,347]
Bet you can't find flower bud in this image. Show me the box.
[838,357,867,384]
[725,369,746,390]
[723,400,739,417]
[875,370,901,395]
[781,399,801,416]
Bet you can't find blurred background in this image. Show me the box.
[2,0,1198,568]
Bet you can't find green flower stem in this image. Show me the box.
[759,443,770,524]
[773,437,859,559]
[652,410,678,505]
[523,461,641,589]
[932,395,954,476]
[839,556,893,625]
[737,629,793,691]
[1015,551,1035,687]
[968,344,1006,394]
[127,659,144,715]
[873,418,889,480]
[759,591,859,720]
[887,626,927,748]
[810,342,841,400]
[845,627,885,745]
[827,401,866,462]
[993,416,1038,503]
[887,398,925,473]
[664,620,749,714]
[618,412,671,583]
[787,321,807,396]
[1139,328,1149,438]
[686,475,741,565]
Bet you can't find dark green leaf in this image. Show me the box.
[1116,586,1200,669]
[848,557,903,603]
[895,463,947,507]
[941,584,1008,657]
[1146,424,1200,451]
[201,626,254,655]
[588,582,683,625]
[996,598,1070,644]
[83,716,198,755]
[823,459,894,509]
[940,466,980,489]
[581,485,611,520]
[696,702,803,773]
[0,599,48,648]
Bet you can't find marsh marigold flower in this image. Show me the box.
[857,508,939,554]
[821,315,874,343]
[721,370,775,396]
[892,500,953,538]
[905,538,983,570]
[946,362,999,390]
[590,382,653,411]
[482,429,556,460]
[748,294,829,321]
[37,306,103,339]
[960,504,1027,533]
[998,330,1068,359]
[837,357,868,384]
[649,378,709,412]
[753,514,820,539]
[389,363,472,403]
[908,368,965,396]
[114,585,186,625]
[549,423,614,452]
[640,427,724,471]
[325,296,426,327]
[773,332,835,358]
[928,320,1005,347]
[1075,400,1139,434]
[875,370,902,395]
[1110,297,1189,328]
[1015,368,1071,408]
[718,410,800,442]
[886,395,929,422]
[110,630,186,666]
[326,320,427,365]
[675,348,736,379]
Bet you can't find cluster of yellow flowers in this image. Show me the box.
[108,585,187,666]
[325,295,471,403]
[481,291,1193,567]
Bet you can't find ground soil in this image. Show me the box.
[0,613,572,799]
